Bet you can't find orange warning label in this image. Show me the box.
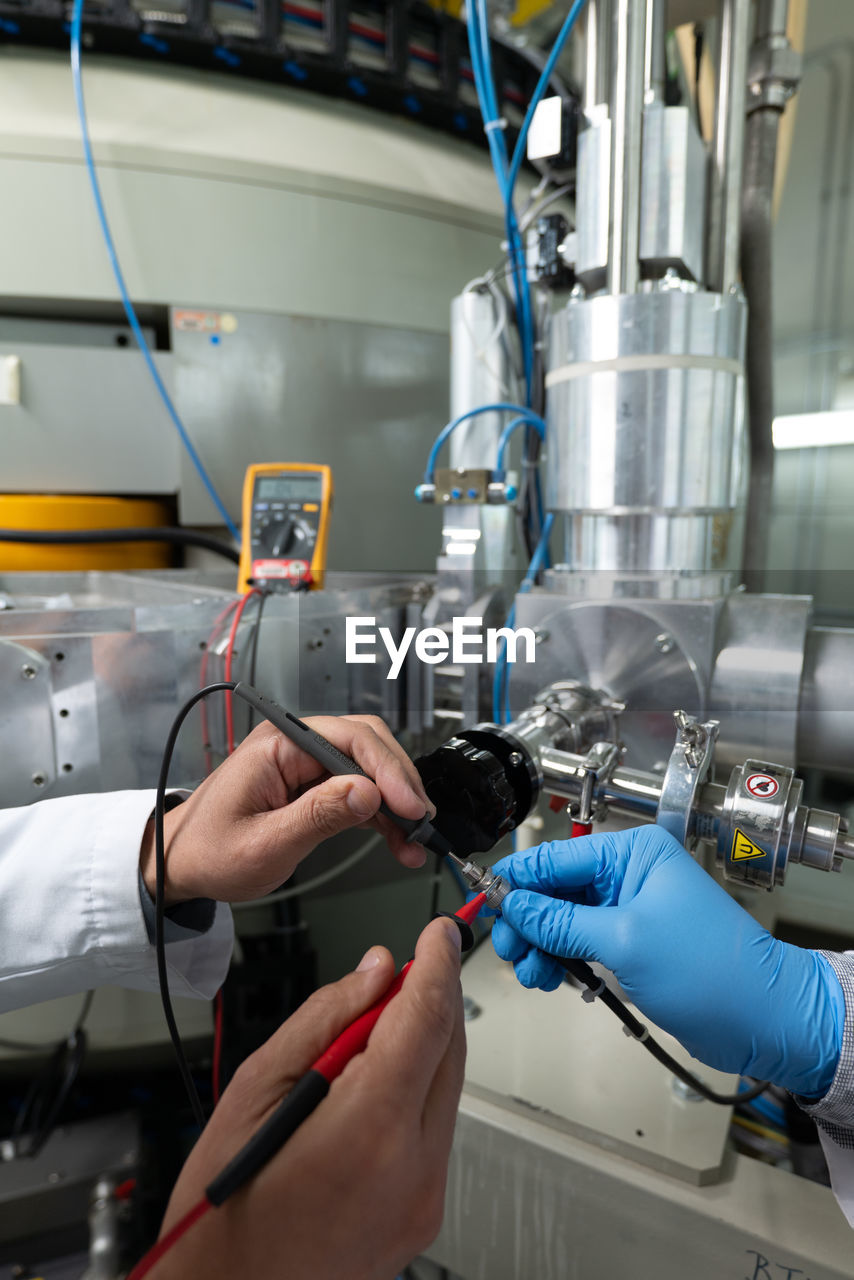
[174,309,221,333]
[731,828,765,862]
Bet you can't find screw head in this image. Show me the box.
[31,773,46,787]
[21,664,36,680]
[507,751,523,767]
[654,633,674,654]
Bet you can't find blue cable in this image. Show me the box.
[492,513,553,724]
[70,0,241,545]
[506,0,589,208]
[465,0,534,404]
[737,1081,786,1128]
[496,413,545,474]
[423,402,547,484]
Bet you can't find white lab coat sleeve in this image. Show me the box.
[796,950,854,1226]
[0,790,234,1012]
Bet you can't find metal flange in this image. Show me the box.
[656,710,719,848]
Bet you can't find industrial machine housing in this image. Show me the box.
[1,0,854,1274]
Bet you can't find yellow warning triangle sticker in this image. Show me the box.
[731,828,765,862]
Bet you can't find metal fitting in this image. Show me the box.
[487,480,517,505]
[656,711,719,847]
[538,737,854,891]
[746,35,802,113]
[453,857,512,910]
[715,759,851,889]
[571,741,622,824]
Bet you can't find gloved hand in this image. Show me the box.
[491,825,845,1098]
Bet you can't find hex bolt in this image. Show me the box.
[31,773,46,788]
[654,633,674,654]
[20,664,36,680]
[462,996,482,1022]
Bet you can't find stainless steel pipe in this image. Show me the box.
[706,0,752,293]
[606,0,646,294]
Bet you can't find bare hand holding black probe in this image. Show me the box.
[232,683,454,858]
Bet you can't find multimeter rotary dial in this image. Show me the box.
[256,514,313,559]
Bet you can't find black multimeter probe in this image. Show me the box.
[232,683,455,858]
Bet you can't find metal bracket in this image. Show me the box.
[656,711,719,848]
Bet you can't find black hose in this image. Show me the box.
[0,526,240,565]
[559,955,768,1105]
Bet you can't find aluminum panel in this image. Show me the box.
[172,310,445,570]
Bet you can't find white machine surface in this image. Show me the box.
[426,948,854,1279]
[460,942,737,1185]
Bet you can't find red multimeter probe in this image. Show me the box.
[128,894,486,1276]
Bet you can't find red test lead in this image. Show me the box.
[128,928,474,1278]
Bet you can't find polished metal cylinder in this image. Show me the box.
[584,0,611,113]
[706,0,752,293]
[449,289,512,469]
[506,683,622,763]
[643,0,666,105]
[539,746,663,820]
[757,0,790,36]
[545,289,746,584]
[607,0,646,295]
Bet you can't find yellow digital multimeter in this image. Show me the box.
[238,463,333,593]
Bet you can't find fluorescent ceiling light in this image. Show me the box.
[772,410,854,450]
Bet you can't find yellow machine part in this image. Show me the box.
[426,0,551,24]
[0,495,174,571]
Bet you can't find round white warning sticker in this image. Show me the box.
[746,773,779,799]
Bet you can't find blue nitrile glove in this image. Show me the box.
[490,825,845,1098]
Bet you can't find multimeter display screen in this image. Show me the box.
[256,475,321,502]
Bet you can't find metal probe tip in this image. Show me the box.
[445,851,511,909]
